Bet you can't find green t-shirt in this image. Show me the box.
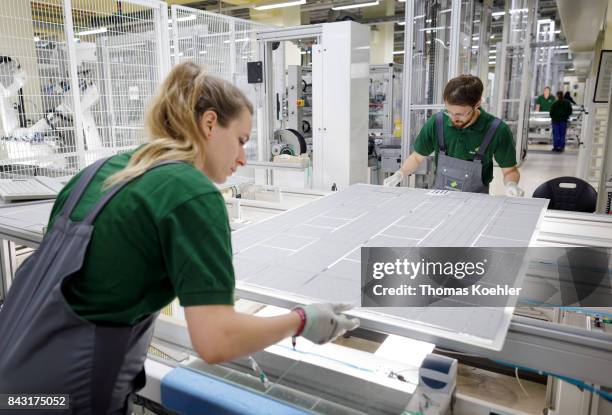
[536,95,556,111]
[48,151,235,325]
[414,109,517,186]
[549,99,573,122]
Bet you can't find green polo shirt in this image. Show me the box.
[536,95,556,111]
[414,109,517,186]
[549,99,573,122]
[48,150,235,325]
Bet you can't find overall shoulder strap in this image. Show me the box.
[435,111,446,153]
[83,160,185,224]
[58,157,110,219]
[475,117,502,161]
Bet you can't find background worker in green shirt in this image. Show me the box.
[0,61,358,413]
[384,75,524,196]
[535,86,556,112]
[549,90,573,152]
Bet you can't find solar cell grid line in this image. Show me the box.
[232,184,548,351]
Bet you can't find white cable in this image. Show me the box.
[515,367,531,398]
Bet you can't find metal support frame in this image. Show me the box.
[479,316,612,389]
[401,0,466,186]
[517,2,537,163]
[475,2,492,81]
[62,0,86,169]
[0,240,17,304]
[596,83,612,213]
[493,0,537,164]
[530,17,562,116]
[400,0,414,174]
[447,0,462,80]
[576,78,595,182]
[155,3,171,80]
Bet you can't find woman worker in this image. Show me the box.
[0,61,359,414]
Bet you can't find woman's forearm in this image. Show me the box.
[185,305,301,364]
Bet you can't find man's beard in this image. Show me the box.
[452,109,478,128]
[452,119,469,128]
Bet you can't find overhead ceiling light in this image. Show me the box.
[554,30,561,34]
[492,11,505,17]
[76,27,107,36]
[392,50,404,55]
[398,0,405,2]
[33,36,40,42]
[397,21,405,26]
[253,0,306,10]
[332,0,379,11]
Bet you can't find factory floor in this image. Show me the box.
[491,143,580,198]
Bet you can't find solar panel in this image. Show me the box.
[232,184,549,351]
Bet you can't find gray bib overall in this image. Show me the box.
[0,157,178,414]
[432,111,501,194]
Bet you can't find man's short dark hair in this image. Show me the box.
[443,75,483,107]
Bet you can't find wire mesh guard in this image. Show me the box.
[171,6,270,161]
[0,0,167,179]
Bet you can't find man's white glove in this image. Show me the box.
[383,170,404,187]
[297,303,360,345]
[505,181,525,197]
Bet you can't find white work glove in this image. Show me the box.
[383,170,404,187]
[505,181,525,197]
[297,303,360,345]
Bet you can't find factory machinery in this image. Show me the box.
[0,184,610,415]
[369,63,404,186]
[0,2,610,414]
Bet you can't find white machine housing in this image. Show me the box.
[312,22,369,190]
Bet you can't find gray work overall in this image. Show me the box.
[0,157,178,414]
[432,111,502,194]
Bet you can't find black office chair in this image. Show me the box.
[532,177,597,213]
